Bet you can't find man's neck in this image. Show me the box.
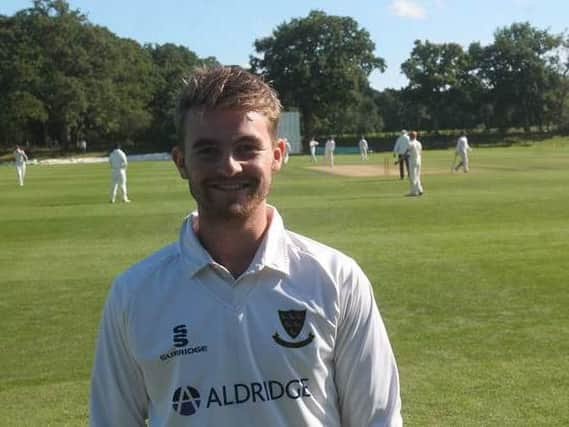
[195,206,272,278]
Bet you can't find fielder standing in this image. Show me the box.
[283,138,292,165]
[406,131,423,197]
[324,136,336,167]
[453,131,472,173]
[90,66,402,426]
[13,145,29,186]
[109,144,130,203]
[308,136,319,163]
[358,135,369,160]
[393,130,410,180]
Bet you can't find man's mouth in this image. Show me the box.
[210,181,251,191]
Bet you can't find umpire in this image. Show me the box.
[393,130,410,180]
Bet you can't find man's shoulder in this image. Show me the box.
[396,135,408,143]
[285,230,358,271]
[282,230,370,303]
[113,242,180,293]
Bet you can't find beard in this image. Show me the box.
[189,176,271,221]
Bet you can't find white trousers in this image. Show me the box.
[455,151,469,172]
[310,147,317,163]
[408,161,423,195]
[325,151,334,167]
[360,148,368,160]
[110,169,128,202]
[16,163,26,186]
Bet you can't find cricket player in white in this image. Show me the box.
[13,145,29,186]
[406,131,423,197]
[283,138,291,164]
[309,137,319,163]
[324,137,335,167]
[358,136,369,160]
[392,130,410,180]
[453,131,472,173]
[90,67,402,427]
[109,144,130,203]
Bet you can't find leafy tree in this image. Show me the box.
[327,93,384,135]
[145,43,218,149]
[0,8,49,145]
[544,34,569,131]
[373,89,405,132]
[18,0,91,148]
[250,10,385,142]
[0,0,223,151]
[474,22,562,130]
[0,0,161,149]
[401,40,469,131]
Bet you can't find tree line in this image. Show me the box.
[0,0,217,151]
[2,1,568,152]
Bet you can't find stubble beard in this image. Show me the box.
[189,178,271,221]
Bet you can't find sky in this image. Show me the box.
[2,0,568,90]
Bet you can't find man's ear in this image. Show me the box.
[272,138,285,171]
[171,146,188,179]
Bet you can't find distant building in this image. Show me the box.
[278,112,302,154]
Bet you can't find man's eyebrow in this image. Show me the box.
[234,135,264,144]
[190,139,218,150]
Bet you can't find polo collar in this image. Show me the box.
[177,206,290,278]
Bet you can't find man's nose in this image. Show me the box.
[218,151,242,176]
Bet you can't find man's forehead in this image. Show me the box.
[183,109,273,145]
[186,108,264,124]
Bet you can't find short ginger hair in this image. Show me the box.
[176,66,282,144]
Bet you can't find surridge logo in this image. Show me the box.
[173,324,189,347]
[172,378,311,417]
[160,324,208,361]
[272,309,314,348]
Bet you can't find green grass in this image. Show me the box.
[1,137,568,425]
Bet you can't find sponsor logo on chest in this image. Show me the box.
[172,378,312,417]
[160,324,208,361]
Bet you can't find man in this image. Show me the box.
[392,130,410,180]
[109,144,130,203]
[358,135,369,160]
[406,131,423,197]
[453,131,472,173]
[324,136,336,167]
[13,145,29,186]
[90,66,402,426]
[308,136,319,163]
[283,138,292,165]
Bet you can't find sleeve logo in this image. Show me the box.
[272,309,314,348]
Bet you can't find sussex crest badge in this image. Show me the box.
[273,309,314,348]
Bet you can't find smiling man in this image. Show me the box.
[90,66,402,426]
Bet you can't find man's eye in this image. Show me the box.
[195,147,219,158]
[235,144,260,158]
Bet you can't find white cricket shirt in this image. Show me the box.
[90,208,402,426]
[455,136,470,153]
[393,135,410,155]
[109,149,128,170]
[14,149,27,165]
[407,140,422,165]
